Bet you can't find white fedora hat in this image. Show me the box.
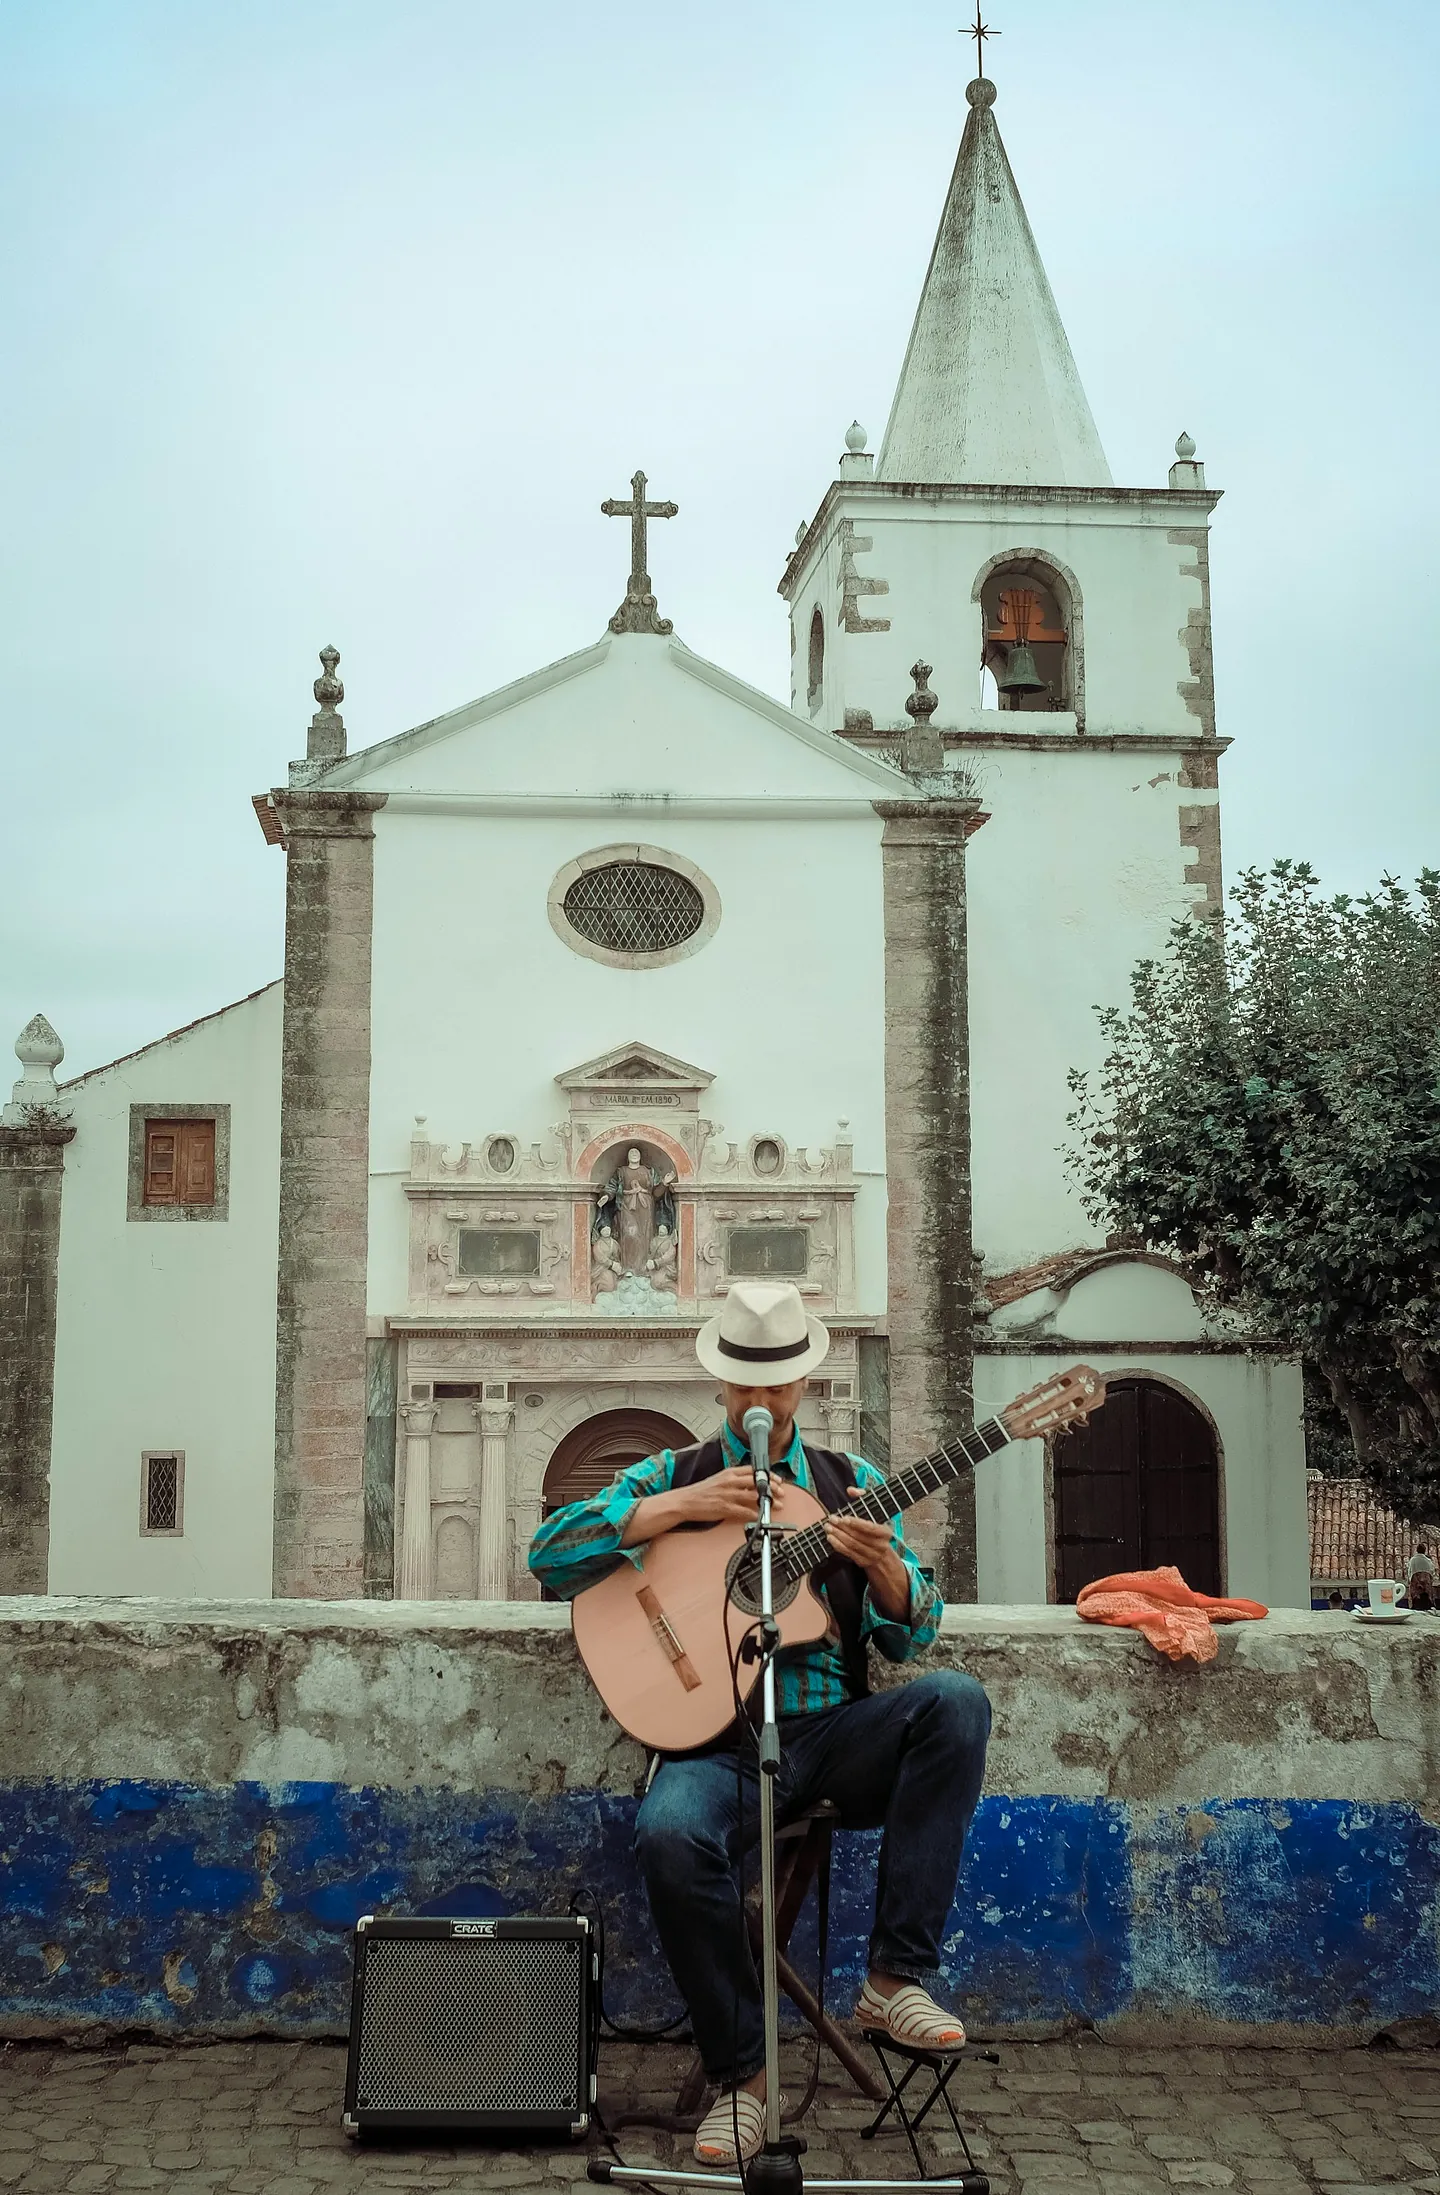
[695,1280,831,1385]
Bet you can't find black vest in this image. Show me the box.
[668,1436,872,1708]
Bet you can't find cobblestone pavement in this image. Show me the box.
[0,2035,1436,2195]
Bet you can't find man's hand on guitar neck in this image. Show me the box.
[619,1472,787,1548]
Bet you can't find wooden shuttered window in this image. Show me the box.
[143,1118,216,1207]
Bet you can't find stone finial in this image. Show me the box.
[900,662,945,779]
[314,645,344,713]
[839,421,875,479]
[794,521,808,547]
[905,661,939,723]
[4,1014,69,1127]
[1169,432,1207,490]
[300,645,347,774]
[966,76,997,108]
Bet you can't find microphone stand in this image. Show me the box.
[738,1403,801,2195]
[590,1400,988,2195]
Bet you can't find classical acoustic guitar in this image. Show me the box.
[571,1364,1106,1751]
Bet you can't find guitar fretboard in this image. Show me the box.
[772,1414,1013,1583]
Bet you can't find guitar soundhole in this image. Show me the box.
[724,1549,802,1619]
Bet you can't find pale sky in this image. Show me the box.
[3,0,1437,1078]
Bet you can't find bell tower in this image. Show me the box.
[780,68,1225,1276]
[781,74,1219,752]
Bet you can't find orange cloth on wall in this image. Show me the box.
[1076,1566,1268,1664]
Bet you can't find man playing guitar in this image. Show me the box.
[529,1280,991,2170]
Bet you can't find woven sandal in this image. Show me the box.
[693,2087,781,2168]
[857,1978,966,2051]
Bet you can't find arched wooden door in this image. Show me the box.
[542,1408,695,1518]
[1051,1378,1222,1602]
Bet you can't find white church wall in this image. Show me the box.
[986,1263,1211,1345]
[48,984,282,1597]
[353,636,896,1321]
[972,1351,1310,1611]
[967,745,1212,1270]
[365,803,889,1316]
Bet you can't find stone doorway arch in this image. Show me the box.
[541,1407,695,1518]
[1051,1376,1222,1602]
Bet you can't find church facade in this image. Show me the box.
[0,77,1309,1610]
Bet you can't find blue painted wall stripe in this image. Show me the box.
[1,1786,1436,2035]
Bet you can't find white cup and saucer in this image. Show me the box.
[1352,1578,1412,1623]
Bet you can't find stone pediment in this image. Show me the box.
[556,1042,714,1113]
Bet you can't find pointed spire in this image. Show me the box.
[877,78,1112,489]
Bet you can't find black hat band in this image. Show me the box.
[716,1332,811,1365]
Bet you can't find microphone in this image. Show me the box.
[742,1404,774,1488]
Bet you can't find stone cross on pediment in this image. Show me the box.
[601,469,679,636]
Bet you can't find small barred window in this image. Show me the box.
[562,862,704,957]
[140,1451,185,1536]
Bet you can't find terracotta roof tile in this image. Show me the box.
[1307,1476,1429,1584]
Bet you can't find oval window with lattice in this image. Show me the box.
[549,846,721,968]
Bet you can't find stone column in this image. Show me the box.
[396,1402,437,1600]
[822,1397,859,1458]
[0,1017,74,1594]
[362,1336,398,1598]
[874,796,987,1599]
[269,783,387,1598]
[477,1401,514,1600]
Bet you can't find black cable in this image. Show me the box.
[569,1886,692,2045]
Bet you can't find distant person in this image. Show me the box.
[1327,1589,1344,1610]
[1406,1544,1436,1611]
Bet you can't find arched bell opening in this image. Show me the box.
[976,554,1075,713]
[807,604,825,716]
[1048,1375,1223,1602]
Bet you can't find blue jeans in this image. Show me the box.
[634,1669,991,2086]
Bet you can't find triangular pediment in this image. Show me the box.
[313,632,907,801]
[556,1041,714,1094]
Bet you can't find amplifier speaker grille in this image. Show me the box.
[345,1918,592,2133]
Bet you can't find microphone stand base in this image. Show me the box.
[589,2165,989,2191]
[746,2139,807,2195]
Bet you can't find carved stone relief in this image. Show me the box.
[403,1048,858,1321]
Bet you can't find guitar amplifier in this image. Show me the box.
[342,1914,596,2139]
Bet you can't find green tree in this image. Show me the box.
[1064,861,1440,1524]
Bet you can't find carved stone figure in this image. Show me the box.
[647,1223,678,1291]
[597,1146,677,1276]
[591,1224,621,1294]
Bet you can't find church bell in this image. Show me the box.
[998,641,1046,695]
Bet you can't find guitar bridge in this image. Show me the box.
[636,1585,702,1692]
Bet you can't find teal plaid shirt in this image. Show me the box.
[528,1419,943,1717]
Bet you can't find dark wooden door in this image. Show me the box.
[1052,1378,1221,1602]
[542,1408,695,1518]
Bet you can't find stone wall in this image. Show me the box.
[1,1600,1435,2044]
[0,1123,74,1593]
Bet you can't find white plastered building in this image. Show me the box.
[3,73,1308,1613]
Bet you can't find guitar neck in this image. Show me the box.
[778,1415,1013,1580]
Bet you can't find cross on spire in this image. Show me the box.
[601,469,679,636]
[964,5,998,78]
